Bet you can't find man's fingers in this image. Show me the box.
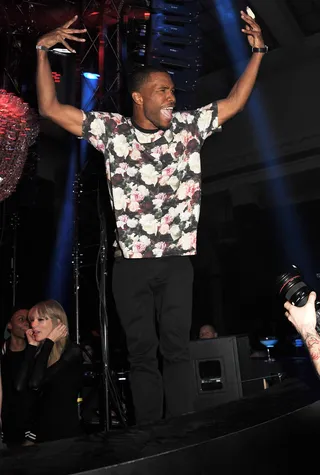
[241,13,261,31]
[241,29,260,35]
[63,33,86,42]
[60,38,75,53]
[308,291,317,303]
[62,15,78,29]
[63,28,87,34]
[241,12,256,26]
[284,301,292,311]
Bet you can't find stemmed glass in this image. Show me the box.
[259,336,278,362]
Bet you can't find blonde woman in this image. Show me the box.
[15,300,83,443]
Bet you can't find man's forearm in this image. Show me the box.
[227,53,264,113]
[301,328,320,376]
[36,50,59,116]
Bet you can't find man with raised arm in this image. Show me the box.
[36,11,267,425]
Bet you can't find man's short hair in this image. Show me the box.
[11,304,29,314]
[9,304,29,321]
[128,65,169,94]
[3,304,29,339]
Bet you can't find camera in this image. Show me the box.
[276,265,320,334]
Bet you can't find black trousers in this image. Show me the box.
[112,256,193,424]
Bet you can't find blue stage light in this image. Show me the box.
[215,0,315,283]
[83,72,100,80]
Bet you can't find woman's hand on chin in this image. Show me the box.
[26,329,40,347]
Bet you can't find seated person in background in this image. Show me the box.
[0,305,33,447]
[15,300,83,444]
[284,291,320,376]
[199,324,218,340]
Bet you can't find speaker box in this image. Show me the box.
[190,335,283,411]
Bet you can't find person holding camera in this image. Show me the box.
[284,292,320,375]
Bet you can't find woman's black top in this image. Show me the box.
[15,338,83,443]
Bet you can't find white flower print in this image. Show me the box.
[186,180,200,198]
[189,152,201,174]
[90,118,105,137]
[127,218,138,228]
[140,236,151,246]
[89,136,105,152]
[180,211,191,222]
[174,130,189,147]
[140,164,159,186]
[152,193,167,210]
[130,191,144,203]
[113,134,129,157]
[113,188,127,211]
[161,214,173,225]
[169,203,187,219]
[127,167,138,177]
[137,185,149,197]
[194,204,200,221]
[83,103,219,259]
[153,198,164,210]
[159,175,170,187]
[178,232,193,251]
[174,112,184,123]
[168,206,179,219]
[153,241,166,256]
[117,215,128,229]
[132,241,147,254]
[131,148,141,161]
[170,224,182,241]
[115,167,126,176]
[186,114,194,124]
[168,176,180,191]
[177,202,188,214]
[163,166,175,177]
[153,248,164,257]
[159,224,170,235]
[140,214,158,235]
[177,183,188,201]
[132,252,143,258]
[128,201,140,212]
[198,110,212,133]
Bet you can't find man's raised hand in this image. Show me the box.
[37,15,87,53]
[240,10,265,49]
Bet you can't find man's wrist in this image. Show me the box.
[36,45,49,52]
[252,45,268,54]
[300,326,318,340]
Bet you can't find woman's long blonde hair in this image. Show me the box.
[30,299,69,367]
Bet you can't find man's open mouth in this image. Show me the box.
[160,107,174,121]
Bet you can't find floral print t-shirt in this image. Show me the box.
[82,102,220,259]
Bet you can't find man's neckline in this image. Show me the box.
[131,119,160,134]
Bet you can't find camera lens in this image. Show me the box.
[276,271,311,308]
[276,266,320,335]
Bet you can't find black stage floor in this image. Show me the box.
[1,378,320,475]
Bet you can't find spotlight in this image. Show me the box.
[83,72,100,80]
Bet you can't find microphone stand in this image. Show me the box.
[98,212,110,431]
